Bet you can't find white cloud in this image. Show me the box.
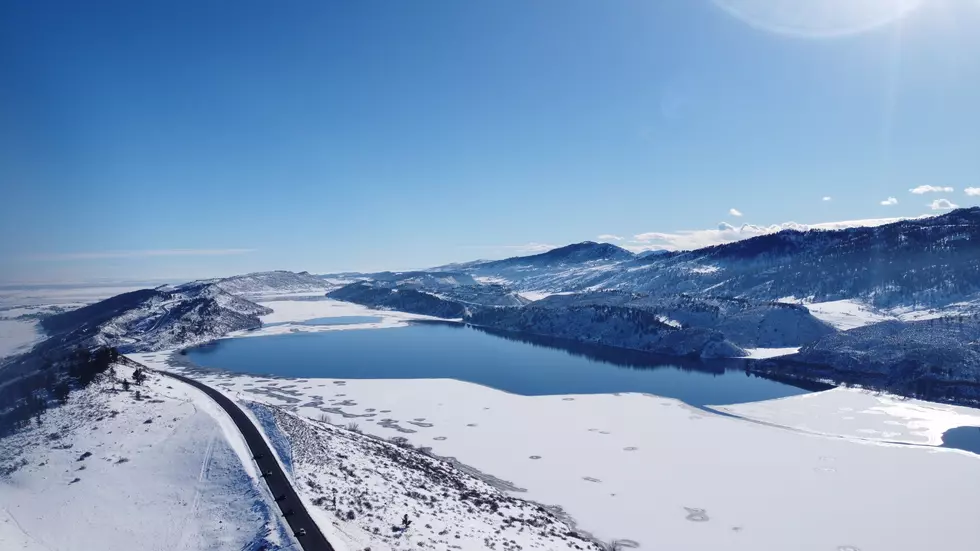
[597,234,624,241]
[965,187,980,197]
[729,208,743,217]
[27,248,255,262]
[910,185,954,194]
[822,196,832,202]
[928,198,959,210]
[629,215,930,252]
[880,197,898,206]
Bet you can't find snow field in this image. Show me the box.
[131,351,980,551]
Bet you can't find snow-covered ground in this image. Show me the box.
[891,299,980,322]
[716,387,980,446]
[252,402,604,550]
[742,346,799,359]
[130,351,980,551]
[0,366,292,551]
[803,300,894,330]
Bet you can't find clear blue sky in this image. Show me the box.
[2,0,979,283]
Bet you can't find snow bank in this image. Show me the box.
[0,366,290,551]
[132,353,980,551]
[716,387,980,446]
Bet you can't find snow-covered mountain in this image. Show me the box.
[441,209,980,312]
[429,242,636,293]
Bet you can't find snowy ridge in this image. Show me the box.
[174,270,333,298]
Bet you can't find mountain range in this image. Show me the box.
[6,208,980,406]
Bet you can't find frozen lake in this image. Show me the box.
[187,321,820,406]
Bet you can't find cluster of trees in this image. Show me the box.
[0,346,120,436]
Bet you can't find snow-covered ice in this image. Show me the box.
[742,346,800,359]
[0,284,153,309]
[804,299,894,330]
[716,387,980,446]
[230,298,456,339]
[0,319,43,360]
[131,351,980,551]
[0,365,291,551]
[257,298,445,325]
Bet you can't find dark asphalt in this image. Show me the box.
[155,370,335,551]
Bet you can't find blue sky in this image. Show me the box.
[2,0,979,283]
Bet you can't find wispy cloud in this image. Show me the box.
[822,196,832,202]
[729,208,743,217]
[965,187,980,197]
[928,198,959,210]
[596,234,624,241]
[880,197,898,206]
[628,216,929,252]
[910,185,954,194]
[28,248,255,262]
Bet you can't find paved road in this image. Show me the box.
[155,370,335,551]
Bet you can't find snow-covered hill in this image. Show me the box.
[176,270,333,298]
[39,283,272,353]
[530,292,835,348]
[466,304,746,358]
[786,316,980,401]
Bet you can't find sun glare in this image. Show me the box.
[713,0,925,37]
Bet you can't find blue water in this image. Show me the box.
[187,322,819,406]
[262,315,382,328]
[941,426,980,455]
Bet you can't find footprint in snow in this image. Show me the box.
[599,431,611,435]
[529,455,541,460]
[813,466,837,474]
[466,423,478,427]
[684,507,709,522]
[582,476,601,483]
[562,398,575,401]
[433,436,448,441]
[623,447,638,451]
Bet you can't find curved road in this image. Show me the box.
[154,369,335,551]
